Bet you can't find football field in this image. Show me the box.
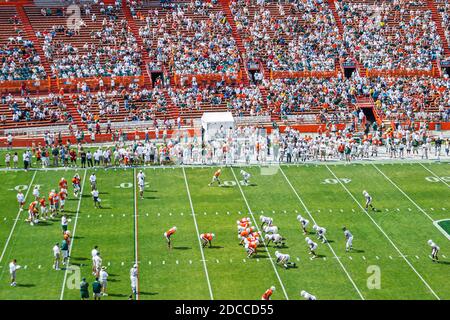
[0,162,449,300]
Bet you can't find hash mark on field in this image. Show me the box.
[149,261,151,265]
[121,262,124,266]
[157,213,160,217]
[145,213,149,217]
[348,256,352,260]
[376,256,380,260]
[389,256,393,260]
[108,262,111,266]
[169,213,172,216]
[296,257,300,261]
[176,260,179,265]
[230,259,233,263]
[396,208,400,211]
[189,260,192,264]
[385,209,389,212]
[243,259,246,263]
[203,212,207,215]
[216,212,219,215]
[256,259,259,262]
[430,208,434,211]
[38,265,41,269]
[162,261,165,265]
[111,214,114,217]
[99,215,102,218]
[227,212,230,215]
[87,215,90,218]
[216,259,220,263]
[362,256,366,260]
[181,212,184,216]
[416,256,420,260]
[352,209,355,212]
[408,208,412,211]
[442,255,447,258]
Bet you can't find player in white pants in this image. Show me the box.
[428,240,440,262]
[305,237,318,258]
[275,251,296,269]
[300,290,316,300]
[240,170,251,186]
[313,224,327,243]
[130,264,138,298]
[265,233,286,248]
[343,227,353,252]
[260,215,273,228]
[297,215,309,235]
[363,190,376,211]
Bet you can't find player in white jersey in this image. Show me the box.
[263,225,278,234]
[265,233,286,248]
[305,237,318,258]
[312,224,327,243]
[300,290,317,300]
[240,170,251,186]
[297,215,309,235]
[53,243,61,270]
[275,251,296,269]
[363,190,376,211]
[9,259,21,287]
[16,191,25,211]
[428,240,440,262]
[137,170,146,199]
[32,186,40,200]
[99,266,109,296]
[93,253,102,277]
[89,173,97,191]
[91,246,99,274]
[260,215,273,228]
[343,227,353,252]
[130,264,138,298]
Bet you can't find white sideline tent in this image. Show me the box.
[201,112,235,141]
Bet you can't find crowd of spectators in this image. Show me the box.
[0,14,46,81]
[69,82,168,123]
[35,1,142,79]
[1,93,71,123]
[135,0,241,75]
[336,0,444,70]
[230,0,343,72]
[168,83,266,116]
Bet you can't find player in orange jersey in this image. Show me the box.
[245,241,257,258]
[48,190,56,216]
[208,169,222,186]
[59,177,68,190]
[164,226,177,248]
[261,286,276,300]
[27,201,39,226]
[59,189,67,212]
[199,233,215,248]
[72,174,81,198]
[39,197,48,220]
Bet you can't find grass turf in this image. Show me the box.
[0,162,449,300]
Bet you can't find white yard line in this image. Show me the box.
[59,170,87,300]
[372,164,434,223]
[231,167,290,300]
[325,165,440,300]
[133,168,140,300]
[419,163,450,189]
[0,171,37,264]
[182,167,214,300]
[279,167,365,300]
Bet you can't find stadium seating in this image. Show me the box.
[0,0,448,132]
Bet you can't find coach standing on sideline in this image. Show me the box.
[23,149,31,171]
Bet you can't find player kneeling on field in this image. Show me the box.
[275,251,296,269]
[200,233,215,248]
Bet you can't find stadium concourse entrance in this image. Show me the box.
[361,107,376,124]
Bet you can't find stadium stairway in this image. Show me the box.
[162,89,180,120]
[15,4,56,91]
[63,95,84,129]
[122,0,153,89]
[220,0,250,87]
[327,0,366,77]
[427,0,450,57]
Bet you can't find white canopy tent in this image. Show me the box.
[201,112,235,142]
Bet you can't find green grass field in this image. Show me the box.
[0,162,449,300]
